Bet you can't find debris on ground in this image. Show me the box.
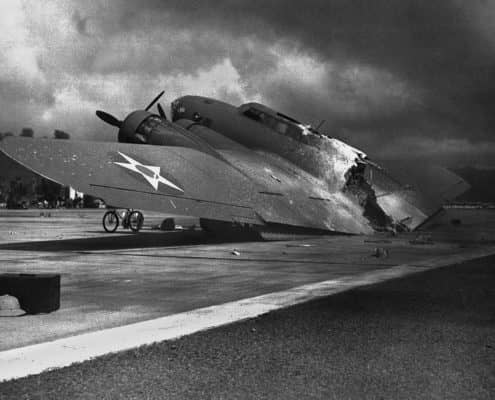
[410,234,434,245]
[231,249,241,256]
[372,247,389,258]
[364,239,392,244]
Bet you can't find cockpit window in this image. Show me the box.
[243,107,264,122]
[243,107,303,140]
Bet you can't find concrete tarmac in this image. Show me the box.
[1,254,493,399]
[1,208,494,354]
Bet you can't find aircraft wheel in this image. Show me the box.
[102,210,119,233]
[129,210,144,232]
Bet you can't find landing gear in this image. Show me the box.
[102,209,144,233]
[199,218,262,240]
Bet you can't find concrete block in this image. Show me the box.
[0,273,60,314]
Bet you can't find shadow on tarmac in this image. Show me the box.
[0,230,260,252]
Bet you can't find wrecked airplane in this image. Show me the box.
[172,96,469,233]
[0,93,470,239]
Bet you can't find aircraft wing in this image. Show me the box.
[0,137,263,225]
[0,137,374,234]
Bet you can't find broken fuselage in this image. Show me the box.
[170,96,446,232]
[0,94,469,238]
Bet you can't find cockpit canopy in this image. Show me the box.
[238,102,324,142]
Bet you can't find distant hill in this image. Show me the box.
[452,167,495,203]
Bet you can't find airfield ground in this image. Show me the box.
[0,208,494,398]
[1,255,494,399]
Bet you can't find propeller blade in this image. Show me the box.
[157,103,167,120]
[96,110,122,128]
[145,90,165,111]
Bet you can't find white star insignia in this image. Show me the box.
[114,152,184,192]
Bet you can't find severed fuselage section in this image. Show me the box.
[170,96,468,233]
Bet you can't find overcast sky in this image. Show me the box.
[1,0,494,168]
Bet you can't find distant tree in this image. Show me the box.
[1,131,14,141]
[20,128,34,137]
[36,178,62,206]
[53,129,70,139]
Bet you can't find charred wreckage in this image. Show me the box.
[0,93,469,239]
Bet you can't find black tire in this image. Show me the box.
[129,210,144,232]
[102,210,119,233]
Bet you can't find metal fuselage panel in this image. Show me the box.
[172,96,360,192]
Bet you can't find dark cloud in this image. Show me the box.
[107,1,495,147]
[72,11,91,37]
[0,1,494,167]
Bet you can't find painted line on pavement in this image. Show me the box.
[1,246,494,382]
